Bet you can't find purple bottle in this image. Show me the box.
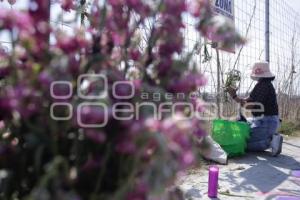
[291,170,300,178]
[208,165,219,198]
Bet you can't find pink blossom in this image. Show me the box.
[180,150,195,168]
[0,121,4,129]
[0,67,10,79]
[163,0,186,16]
[173,132,191,150]
[194,128,206,138]
[111,31,127,46]
[29,0,50,22]
[81,156,102,171]
[145,118,161,132]
[113,81,134,98]
[168,73,207,93]
[0,9,33,32]
[56,32,89,53]
[108,0,124,6]
[0,97,13,120]
[189,0,212,17]
[84,129,106,144]
[27,0,51,51]
[115,136,136,154]
[0,0,240,197]
[52,82,72,99]
[68,55,81,76]
[61,0,75,12]
[130,49,141,61]
[38,70,53,88]
[0,85,42,119]
[126,180,148,200]
[157,58,172,76]
[191,98,206,113]
[199,15,245,47]
[159,41,183,57]
[79,105,107,126]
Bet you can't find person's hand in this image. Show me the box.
[226,86,237,98]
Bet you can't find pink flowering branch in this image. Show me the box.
[0,0,245,199]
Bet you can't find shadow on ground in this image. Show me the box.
[178,137,300,200]
[223,140,300,197]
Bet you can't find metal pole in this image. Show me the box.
[216,49,221,119]
[265,0,270,62]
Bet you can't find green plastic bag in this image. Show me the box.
[212,119,250,157]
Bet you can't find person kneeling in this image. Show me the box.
[227,61,283,156]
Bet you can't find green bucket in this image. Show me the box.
[212,119,250,157]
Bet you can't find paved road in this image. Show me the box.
[177,137,300,200]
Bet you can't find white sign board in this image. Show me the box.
[212,0,235,21]
[210,0,235,53]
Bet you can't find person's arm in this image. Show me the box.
[226,87,252,108]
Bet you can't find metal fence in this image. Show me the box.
[1,0,300,119]
[183,0,300,119]
[185,0,300,94]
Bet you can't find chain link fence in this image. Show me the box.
[183,0,300,120]
[1,0,300,119]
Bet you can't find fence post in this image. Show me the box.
[265,0,270,62]
[216,49,221,119]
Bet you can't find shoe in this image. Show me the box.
[271,133,283,157]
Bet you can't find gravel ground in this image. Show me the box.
[177,137,300,200]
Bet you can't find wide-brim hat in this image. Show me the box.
[250,61,275,80]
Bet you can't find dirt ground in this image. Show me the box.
[177,136,300,200]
